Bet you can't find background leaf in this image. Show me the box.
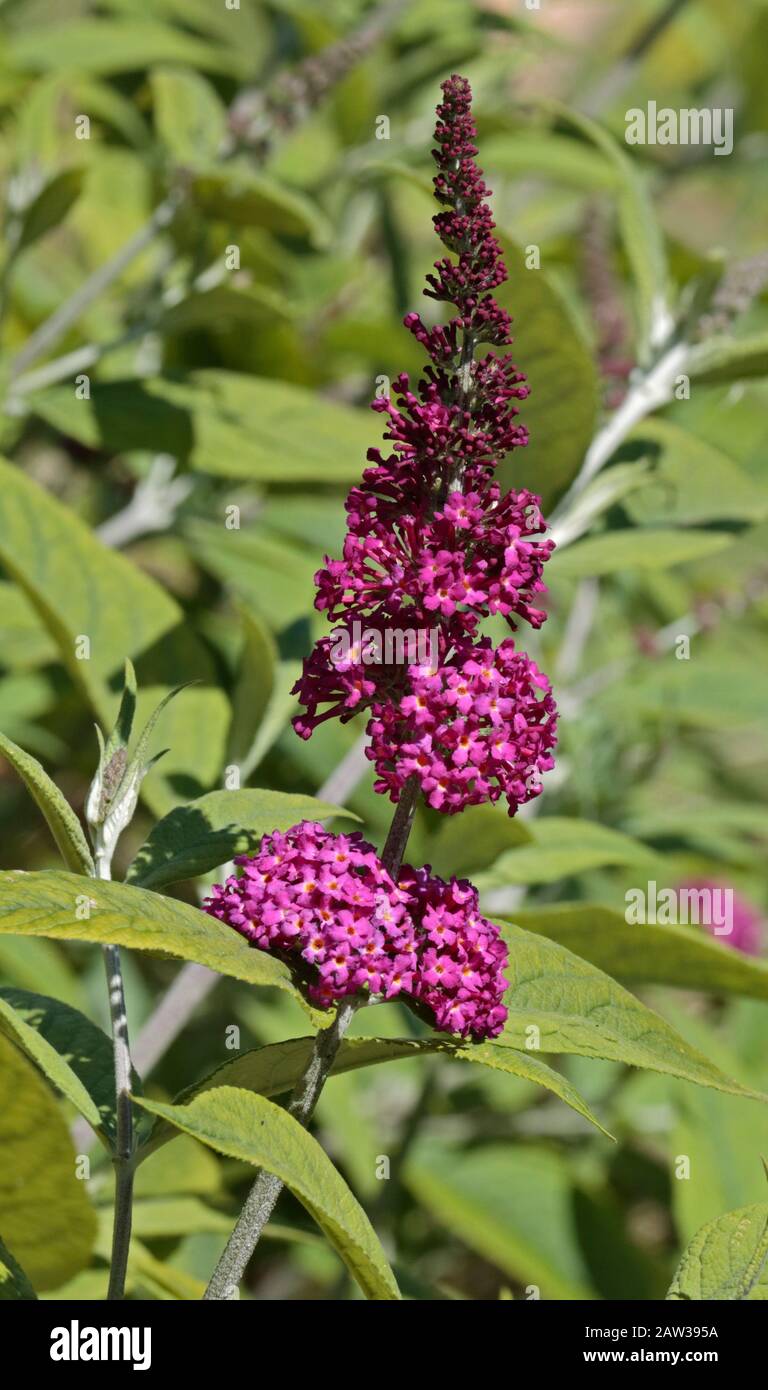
[136,1088,400,1300]
[0,458,228,815]
[0,1032,96,1290]
[126,788,358,889]
[512,903,768,1002]
[0,987,131,1146]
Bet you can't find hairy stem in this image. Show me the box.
[203,995,360,1300]
[94,847,135,1301]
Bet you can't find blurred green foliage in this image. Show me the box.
[0,0,767,1301]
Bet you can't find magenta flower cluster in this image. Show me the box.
[205,822,509,1039]
[292,73,557,818]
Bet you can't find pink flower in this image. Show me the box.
[205,822,509,1040]
[677,879,764,956]
[368,639,557,817]
[291,74,558,821]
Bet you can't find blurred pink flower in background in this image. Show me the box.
[677,879,764,956]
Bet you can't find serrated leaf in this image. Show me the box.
[552,527,732,579]
[511,903,768,1002]
[0,1032,97,1290]
[126,788,359,890]
[667,1204,768,1300]
[0,458,228,816]
[0,987,135,1147]
[0,1235,36,1300]
[494,921,766,1102]
[139,1034,611,1161]
[0,869,307,1012]
[0,733,93,875]
[135,1088,400,1300]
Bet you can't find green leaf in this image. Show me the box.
[7,20,250,77]
[135,1088,400,1300]
[667,1204,768,1300]
[452,1041,613,1139]
[159,284,290,335]
[15,168,84,255]
[549,103,668,361]
[139,1034,611,1161]
[0,936,85,1012]
[150,67,227,165]
[0,987,132,1147]
[428,802,533,879]
[0,869,307,1012]
[134,1134,221,1198]
[30,371,374,483]
[0,733,93,875]
[482,131,619,190]
[0,1031,97,1290]
[552,527,732,579]
[495,240,599,511]
[120,1196,232,1240]
[226,608,277,771]
[405,1141,595,1299]
[477,816,655,888]
[126,788,358,890]
[0,458,228,816]
[494,921,766,1102]
[628,650,768,731]
[0,584,57,668]
[624,419,768,524]
[512,903,768,1002]
[190,165,331,246]
[552,462,652,550]
[688,333,768,386]
[672,1084,768,1246]
[0,1235,36,1301]
[184,521,316,632]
